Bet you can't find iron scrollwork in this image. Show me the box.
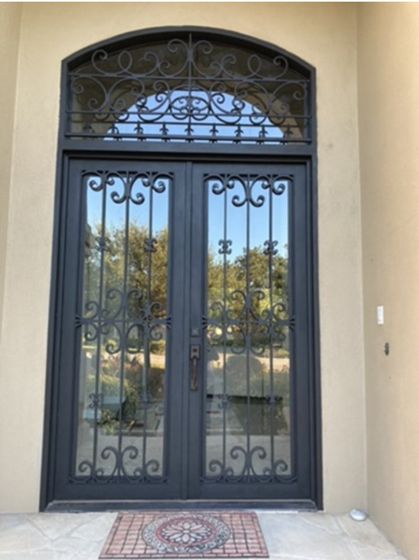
[203,173,294,483]
[76,446,165,485]
[206,446,292,484]
[67,33,311,144]
[73,169,171,484]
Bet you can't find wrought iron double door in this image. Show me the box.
[53,158,314,503]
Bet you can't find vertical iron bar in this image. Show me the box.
[92,173,107,475]
[187,33,193,143]
[117,173,130,477]
[288,177,295,476]
[222,178,228,475]
[268,177,275,476]
[245,177,251,476]
[142,175,154,473]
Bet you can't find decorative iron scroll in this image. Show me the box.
[67,33,311,144]
[203,173,294,483]
[73,170,171,484]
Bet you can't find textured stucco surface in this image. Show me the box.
[358,4,419,559]
[0,4,21,341]
[0,3,366,514]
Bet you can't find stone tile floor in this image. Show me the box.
[0,511,407,560]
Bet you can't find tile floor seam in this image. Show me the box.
[296,514,344,537]
[336,515,403,558]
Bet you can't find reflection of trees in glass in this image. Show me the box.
[208,244,289,342]
[84,223,168,319]
[85,225,288,322]
[85,223,288,320]
[206,242,290,434]
[82,223,168,433]
[82,223,289,431]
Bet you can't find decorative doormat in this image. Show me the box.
[99,511,269,559]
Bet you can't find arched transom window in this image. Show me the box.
[66,30,313,144]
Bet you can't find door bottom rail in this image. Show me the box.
[45,498,319,512]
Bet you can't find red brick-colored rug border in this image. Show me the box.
[100,511,269,559]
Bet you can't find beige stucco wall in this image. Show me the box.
[0,3,366,513]
[358,4,419,558]
[0,4,21,341]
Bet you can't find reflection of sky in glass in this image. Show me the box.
[87,171,288,260]
[104,90,285,143]
[86,177,168,235]
[208,180,288,260]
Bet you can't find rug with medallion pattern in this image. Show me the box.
[99,511,269,559]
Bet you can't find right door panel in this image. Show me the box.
[188,162,313,501]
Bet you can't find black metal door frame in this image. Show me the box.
[41,26,321,511]
[41,149,321,511]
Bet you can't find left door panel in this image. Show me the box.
[52,159,187,502]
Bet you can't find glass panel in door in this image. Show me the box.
[75,170,171,482]
[187,163,311,501]
[204,172,292,482]
[54,160,187,502]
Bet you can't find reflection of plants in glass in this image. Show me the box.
[208,246,288,320]
[86,224,287,325]
[224,355,288,399]
[85,354,165,430]
[101,408,118,435]
[150,340,166,355]
[103,376,121,398]
[84,224,169,318]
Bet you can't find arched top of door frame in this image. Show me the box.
[61,26,316,150]
[65,27,315,74]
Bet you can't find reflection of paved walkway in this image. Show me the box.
[208,349,290,373]
[0,511,406,559]
[131,350,290,373]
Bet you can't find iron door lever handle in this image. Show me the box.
[190,344,200,391]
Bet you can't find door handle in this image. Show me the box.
[190,344,201,391]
